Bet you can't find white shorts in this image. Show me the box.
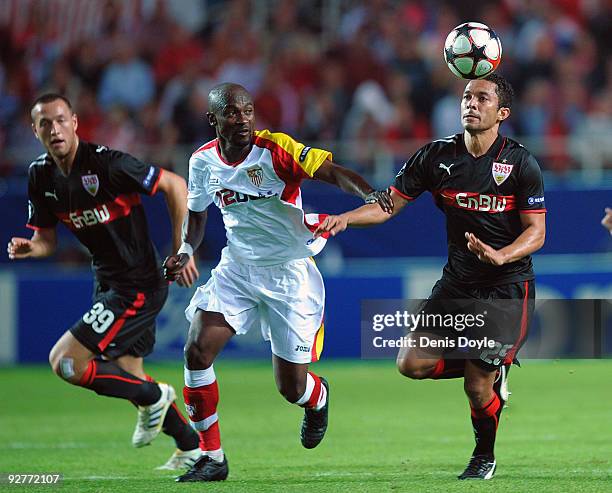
[186,252,325,364]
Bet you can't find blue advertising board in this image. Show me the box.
[3,256,609,363]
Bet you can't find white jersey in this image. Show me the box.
[188,129,332,266]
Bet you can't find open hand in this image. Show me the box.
[7,237,33,260]
[177,256,199,287]
[314,215,349,239]
[465,232,506,266]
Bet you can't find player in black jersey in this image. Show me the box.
[315,74,546,480]
[7,93,203,471]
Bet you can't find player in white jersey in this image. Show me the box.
[163,83,392,482]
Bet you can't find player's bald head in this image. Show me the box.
[208,83,252,115]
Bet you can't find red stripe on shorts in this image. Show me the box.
[504,281,530,364]
[97,292,146,352]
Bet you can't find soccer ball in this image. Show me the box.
[444,22,502,79]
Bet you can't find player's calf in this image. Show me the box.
[464,376,496,409]
[184,342,215,370]
[183,365,224,464]
[464,363,501,461]
[276,375,307,403]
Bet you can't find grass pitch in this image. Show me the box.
[1,360,610,492]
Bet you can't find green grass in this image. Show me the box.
[1,360,610,492]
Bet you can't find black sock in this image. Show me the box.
[164,403,200,451]
[470,394,501,457]
[143,374,199,451]
[430,359,465,379]
[78,359,161,405]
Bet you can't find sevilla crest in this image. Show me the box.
[247,166,263,187]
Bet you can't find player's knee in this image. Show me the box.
[396,358,432,380]
[49,352,85,383]
[48,345,64,378]
[49,344,89,383]
[184,342,214,369]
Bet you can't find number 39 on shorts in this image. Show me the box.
[82,303,115,333]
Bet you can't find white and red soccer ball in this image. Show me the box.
[444,22,502,79]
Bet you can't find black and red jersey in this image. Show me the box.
[392,133,546,286]
[27,141,166,291]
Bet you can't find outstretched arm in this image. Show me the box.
[313,160,393,214]
[466,213,546,265]
[314,189,409,237]
[163,209,207,283]
[156,170,199,286]
[7,227,57,259]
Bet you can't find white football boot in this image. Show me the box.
[156,448,204,471]
[132,383,176,448]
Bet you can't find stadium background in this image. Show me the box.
[0,0,609,363]
[0,1,610,491]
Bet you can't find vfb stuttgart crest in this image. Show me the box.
[247,166,263,187]
[82,174,99,196]
[492,162,513,186]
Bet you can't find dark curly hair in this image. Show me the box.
[484,73,514,110]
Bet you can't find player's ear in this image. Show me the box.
[498,107,510,123]
[206,112,216,127]
[30,118,43,140]
[72,112,78,132]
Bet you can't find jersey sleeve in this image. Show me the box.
[254,130,332,178]
[517,154,546,213]
[187,155,213,212]
[391,146,430,201]
[107,149,163,195]
[26,166,58,230]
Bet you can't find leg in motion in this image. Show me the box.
[49,331,162,405]
[273,355,329,449]
[458,360,499,480]
[176,310,233,482]
[115,355,201,467]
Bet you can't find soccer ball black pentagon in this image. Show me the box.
[444,22,502,79]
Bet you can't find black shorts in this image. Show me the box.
[413,278,535,371]
[70,282,168,359]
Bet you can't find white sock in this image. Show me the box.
[205,448,224,462]
[295,373,315,406]
[315,383,327,411]
[295,373,327,410]
[184,365,216,388]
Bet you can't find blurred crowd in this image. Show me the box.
[0,0,611,177]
